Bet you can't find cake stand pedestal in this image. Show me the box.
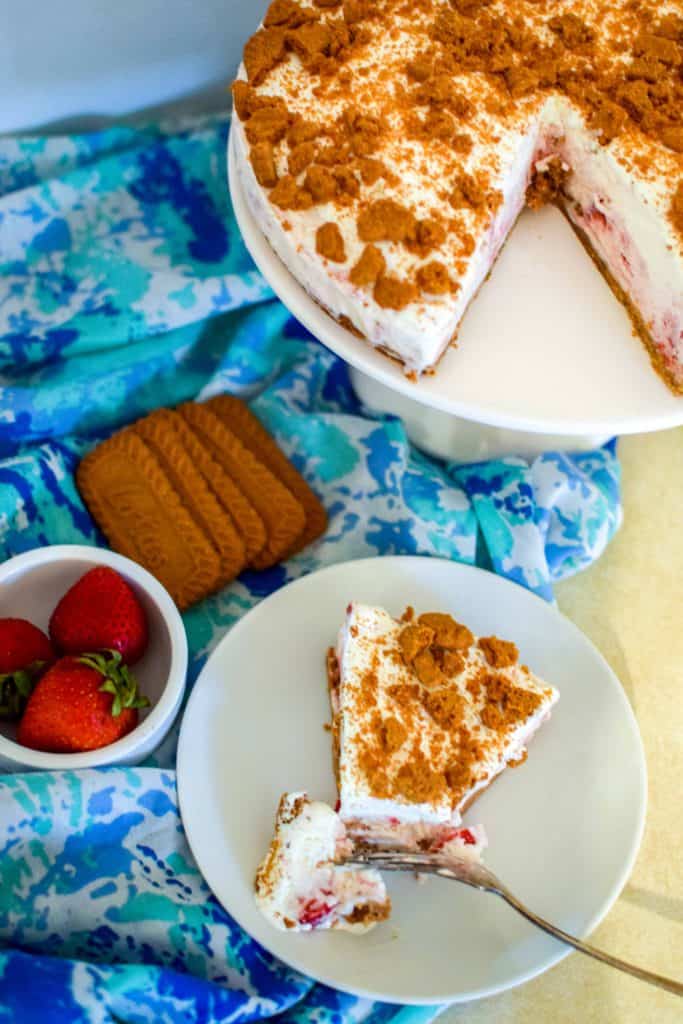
[350,368,611,461]
[229,123,683,462]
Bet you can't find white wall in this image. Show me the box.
[0,0,269,132]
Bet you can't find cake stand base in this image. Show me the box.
[350,368,612,462]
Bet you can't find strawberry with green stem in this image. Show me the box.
[0,618,55,719]
[18,651,149,753]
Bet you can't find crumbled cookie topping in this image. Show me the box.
[417,612,474,649]
[478,635,519,668]
[373,274,418,309]
[316,221,347,260]
[350,243,386,285]
[250,141,279,187]
[357,199,417,243]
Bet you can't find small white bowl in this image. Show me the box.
[0,545,188,771]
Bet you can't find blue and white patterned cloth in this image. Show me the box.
[0,114,621,1023]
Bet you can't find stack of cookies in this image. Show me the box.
[76,397,327,609]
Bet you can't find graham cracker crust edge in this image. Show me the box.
[326,647,341,793]
[560,204,683,395]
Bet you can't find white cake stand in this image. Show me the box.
[228,125,683,461]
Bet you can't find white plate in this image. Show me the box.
[177,556,646,1005]
[229,125,683,438]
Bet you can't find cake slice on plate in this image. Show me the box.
[255,603,558,935]
[328,603,559,848]
[255,791,391,932]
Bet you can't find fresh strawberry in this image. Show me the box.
[49,567,148,664]
[0,618,55,719]
[18,651,149,753]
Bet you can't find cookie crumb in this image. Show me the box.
[316,221,347,261]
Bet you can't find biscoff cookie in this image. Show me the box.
[76,430,222,610]
[178,403,306,570]
[206,394,327,553]
[133,411,246,586]
[154,409,268,566]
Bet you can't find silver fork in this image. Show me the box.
[347,848,683,997]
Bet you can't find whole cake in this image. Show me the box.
[232,0,683,390]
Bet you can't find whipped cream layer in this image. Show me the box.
[331,603,558,828]
[234,0,683,387]
[255,792,390,933]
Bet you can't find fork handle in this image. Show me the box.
[499,887,683,997]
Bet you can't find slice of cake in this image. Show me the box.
[233,0,683,391]
[255,792,391,932]
[328,603,558,843]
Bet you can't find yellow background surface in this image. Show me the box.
[441,428,683,1024]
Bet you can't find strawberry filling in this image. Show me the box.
[430,828,459,851]
[585,204,608,230]
[298,898,334,927]
[430,826,477,851]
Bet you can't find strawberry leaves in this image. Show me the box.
[0,661,47,720]
[77,651,150,718]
